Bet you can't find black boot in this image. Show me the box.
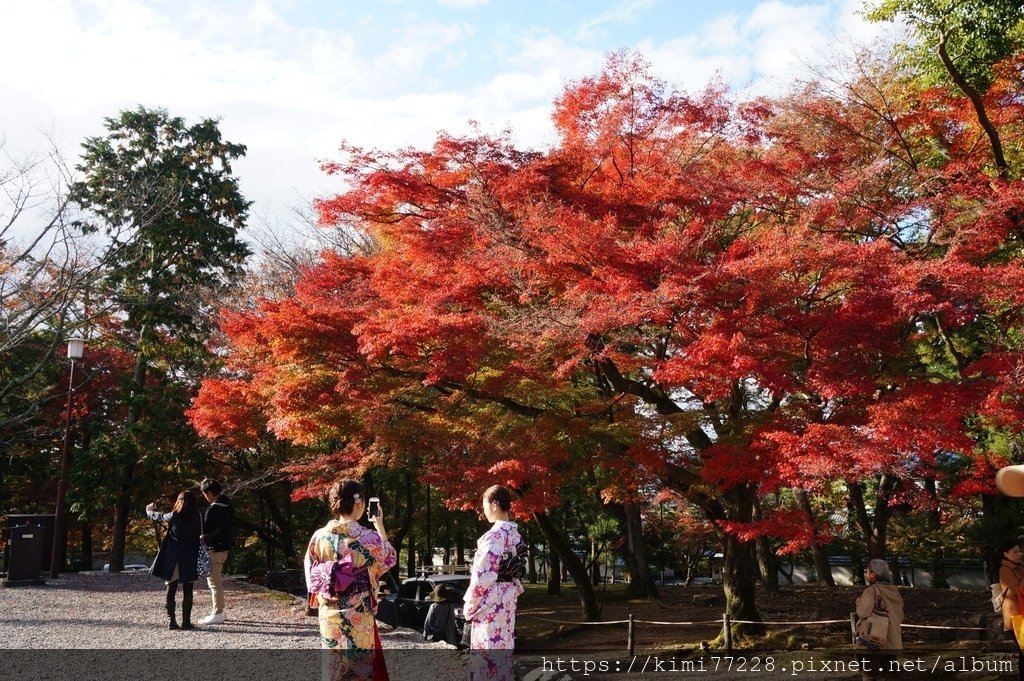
[166,580,179,630]
[181,582,194,630]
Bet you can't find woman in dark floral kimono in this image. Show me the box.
[304,480,396,681]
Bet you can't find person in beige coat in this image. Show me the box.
[855,558,904,681]
[997,540,1024,680]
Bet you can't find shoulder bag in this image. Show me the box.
[197,512,212,579]
[992,583,1008,613]
[855,586,889,648]
[996,563,1024,613]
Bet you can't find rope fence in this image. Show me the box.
[520,615,631,625]
[520,611,993,655]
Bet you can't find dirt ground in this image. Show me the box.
[515,582,1000,653]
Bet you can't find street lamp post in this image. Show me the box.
[50,337,85,579]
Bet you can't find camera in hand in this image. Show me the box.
[368,497,380,520]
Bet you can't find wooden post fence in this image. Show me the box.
[627,613,635,656]
[722,613,732,652]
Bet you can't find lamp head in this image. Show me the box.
[66,337,85,360]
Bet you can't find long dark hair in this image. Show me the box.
[172,490,199,523]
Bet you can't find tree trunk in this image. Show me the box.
[533,511,601,620]
[797,488,835,587]
[390,472,415,560]
[755,534,777,591]
[80,519,93,568]
[721,533,761,633]
[590,539,601,586]
[527,526,538,584]
[456,521,466,566]
[852,554,866,586]
[848,477,895,560]
[607,502,658,598]
[425,484,432,569]
[924,477,948,589]
[983,494,1000,580]
[623,503,657,598]
[109,349,148,573]
[752,496,778,592]
[406,535,416,577]
[936,32,1008,179]
[254,487,298,567]
[547,548,561,596]
[712,485,762,638]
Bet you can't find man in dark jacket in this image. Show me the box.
[199,478,233,625]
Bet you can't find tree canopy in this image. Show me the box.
[190,47,1024,626]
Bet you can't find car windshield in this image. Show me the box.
[431,578,470,600]
[398,577,472,600]
[438,578,470,592]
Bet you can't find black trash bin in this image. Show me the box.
[3,524,47,586]
[4,514,55,573]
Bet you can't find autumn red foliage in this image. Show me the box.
[190,51,1024,623]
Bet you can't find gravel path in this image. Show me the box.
[0,572,468,680]
[1,574,1014,680]
[1,571,316,649]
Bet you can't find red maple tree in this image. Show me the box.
[191,51,1024,628]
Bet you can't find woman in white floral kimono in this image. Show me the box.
[304,479,396,681]
[463,485,525,681]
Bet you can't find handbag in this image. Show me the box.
[855,586,889,647]
[460,619,472,649]
[197,543,212,579]
[992,583,1008,613]
[196,512,212,579]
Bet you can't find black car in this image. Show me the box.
[396,574,470,639]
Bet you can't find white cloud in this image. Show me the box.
[374,21,474,79]
[700,14,743,52]
[0,0,902,236]
[642,35,750,93]
[576,0,656,41]
[744,2,832,81]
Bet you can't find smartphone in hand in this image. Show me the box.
[368,497,380,520]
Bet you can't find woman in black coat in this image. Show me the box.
[147,490,202,630]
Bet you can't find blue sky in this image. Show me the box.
[0,0,893,235]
